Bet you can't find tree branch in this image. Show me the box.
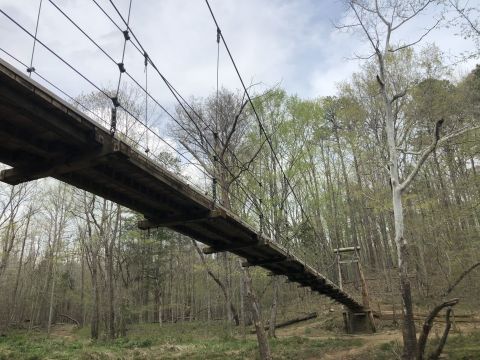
[443,261,480,297]
[350,2,381,55]
[391,0,435,31]
[179,140,212,177]
[389,19,441,53]
[428,307,454,360]
[391,89,407,103]
[399,119,444,192]
[437,125,480,147]
[400,120,479,193]
[222,99,249,158]
[375,0,391,26]
[417,298,459,360]
[449,0,480,36]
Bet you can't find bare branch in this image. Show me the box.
[399,119,444,192]
[437,124,480,146]
[179,140,212,177]
[222,99,249,157]
[391,89,407,103]
[375,0,391,26]
[417,298,459,360]
[428,307,454,360]
[391,0,435,31]
[443,261,480,297]
[449,0,480,36]
[397,148,422,155]
[349,51,377,60]
[350,2,381,54]
[389,19,441,53]
[400,122,479,192]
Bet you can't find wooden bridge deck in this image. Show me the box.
[0,58,364,312]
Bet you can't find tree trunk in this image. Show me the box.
[47,262,57,336]
[417,298,459,360]
[91,255,99,340]
[10,208,32,324]
[192,240,240,325]
[428,308,454,360]
[268,277,279,338]
[393,161,417,360]
[381,54,417,359]
[242,265,271,360]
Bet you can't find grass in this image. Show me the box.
[0,322,364,360]
[369,331,480,360]
[4,320,479,360]
[430,330,480,360]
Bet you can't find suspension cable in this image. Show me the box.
[110,0,133,135]
[144,51,150,154]
[0,9,109,98]
[94,0,268,208]
[27,0,43,76]
[203,0,333,260]
[2,3,290,245]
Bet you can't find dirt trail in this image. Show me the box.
[276,319,479,359]
[322,332,401,359]
[49,324,78,341]
[275,319,403,359]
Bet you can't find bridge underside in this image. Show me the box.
[0,58,364,313]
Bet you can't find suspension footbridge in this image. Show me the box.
[0,0,370,322]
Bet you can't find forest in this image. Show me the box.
[0,0,479,359]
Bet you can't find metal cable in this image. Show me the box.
[92,1,270,227]
[203,0,334,261]
[27,0,43,76]
[1,4,287,243]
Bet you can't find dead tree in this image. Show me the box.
[417,298,459,360]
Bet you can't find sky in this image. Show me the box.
[0,0,478,104]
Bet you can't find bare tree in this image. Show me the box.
[341,1,479,358]
[449,0,480,52]
[174,88,272,356]
[0,184,30,279]
[45,183,72,336]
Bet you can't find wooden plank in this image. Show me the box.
[0,83,93,146]
[0,126,56,157]
[339,260,359,264]
[0,136,120,185]
[242,256,289,267]
[138,209,224,229]
[202,239,266,254]
[334,246,361,253]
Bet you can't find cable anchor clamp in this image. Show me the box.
[26,67,35,73]
[110,107,117,135]
[123,30,130,41]
[216,27,221,43]
[143,51,149,67]
[212,177,218,205]
[117,62,126,73]
[259,212,264,234]
[111,96,120,108]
